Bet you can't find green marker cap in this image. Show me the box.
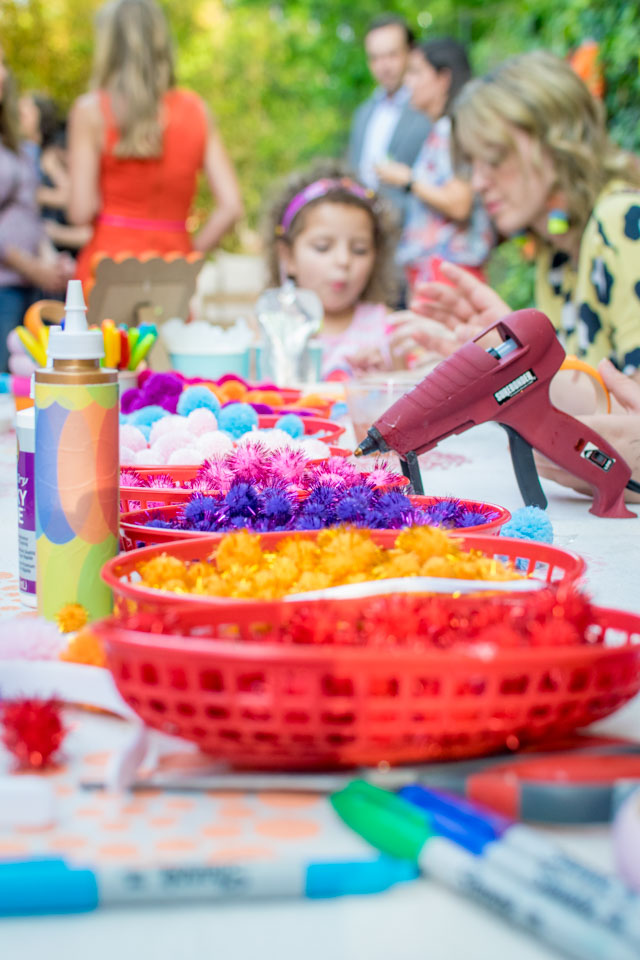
[330,780,433,862]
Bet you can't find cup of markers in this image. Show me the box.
[14,313,157,374]
[99,320,158,372]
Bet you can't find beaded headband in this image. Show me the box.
[276,177,374,235]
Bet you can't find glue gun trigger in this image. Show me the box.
[500,424,548,510]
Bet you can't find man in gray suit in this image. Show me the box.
[348,14,432,229]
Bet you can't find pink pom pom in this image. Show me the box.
[187,407,218,436]
[314,457,360,484]
[267,448,309,485]
[0,617,66,661]
[192,456,235,493]
[168,446,203,465]
[120,424,147,453]
[364,463,404,489]
[227,442,271,484]
[143,473,176,489]
[149,415,189,445]
[120,468,145,487]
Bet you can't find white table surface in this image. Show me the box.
[1,421,639,960]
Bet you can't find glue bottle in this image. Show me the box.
[16,406,36,607]
[34,281,119,621]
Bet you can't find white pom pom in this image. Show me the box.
[167,446,204,465]
[135,447,164,465]
[195,431,234,458]
[298,438,331,460]
[120,424,147,453]
[187,407,218,436]
[149,415,189,445]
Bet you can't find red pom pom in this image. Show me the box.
[1,698,67,769]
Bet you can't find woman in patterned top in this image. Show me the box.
[390,50,640,382]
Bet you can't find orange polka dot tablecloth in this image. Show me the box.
[0,711,372,868]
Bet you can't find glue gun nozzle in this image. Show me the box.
[355,432,382,457]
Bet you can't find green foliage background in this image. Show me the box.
[1,0,639,305]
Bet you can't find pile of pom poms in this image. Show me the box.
[120,393,332,465]
[122,581,596,651]
[144,485,499,537]
[137,526,521,601]
[120,369,335,419]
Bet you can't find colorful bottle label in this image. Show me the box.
[35,381,119,621]
[17,448,36,599]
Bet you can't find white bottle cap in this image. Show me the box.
[47,280,104,361]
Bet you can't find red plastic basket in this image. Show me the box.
[102,530,585,616]
[119,497,511,549]
[95,604,640,769]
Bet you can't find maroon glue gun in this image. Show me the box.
[355,308,636,518]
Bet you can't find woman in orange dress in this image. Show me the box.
[69,0,244,289]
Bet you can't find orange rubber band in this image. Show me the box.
[560,355,611,413]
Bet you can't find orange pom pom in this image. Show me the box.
[219,380,247,402]
[55,603,89,633]
[60,628,107,668]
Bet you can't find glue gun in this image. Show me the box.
[355,308,636,518]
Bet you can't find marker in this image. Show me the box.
[400,784,640,951]
[331,781,639,960]
[0,855,417,915]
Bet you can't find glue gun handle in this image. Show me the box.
[501,426,547,510]
[507,403,634,519]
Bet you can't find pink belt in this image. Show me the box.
[97,213,187,231]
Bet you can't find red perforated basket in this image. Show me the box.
[119,497,511,549]
[102,530,585,616]
[95,603,640,769]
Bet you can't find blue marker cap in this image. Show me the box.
[0,858,99,916]
[399,785,513,848]
[0,373,11,394]
[305,856,418,898]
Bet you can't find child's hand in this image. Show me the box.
[410,261,511,331]
[386,310,466,364]
[375,161,412,188]
[345,345,390,376]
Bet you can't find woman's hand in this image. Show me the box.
[375,160,412,188]
[410,261,511,331]
[536,360,640,503]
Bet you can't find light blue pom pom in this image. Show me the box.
[275,413,305,438]
[217,402,259,438]
[330,401,348,419]
[136,423,151,442]
[177,385,221,418]
[129,405,169,428]
[501,506,553,544]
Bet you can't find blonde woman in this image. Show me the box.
[392,51,640,381]
[69,0,243,287]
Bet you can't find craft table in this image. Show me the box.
[0,420,639,960]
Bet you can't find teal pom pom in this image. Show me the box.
[217,402,259,438]
[501,506,553,544]
[177,385,221,417]
[129,405,169,428]
[275,413,305,438]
